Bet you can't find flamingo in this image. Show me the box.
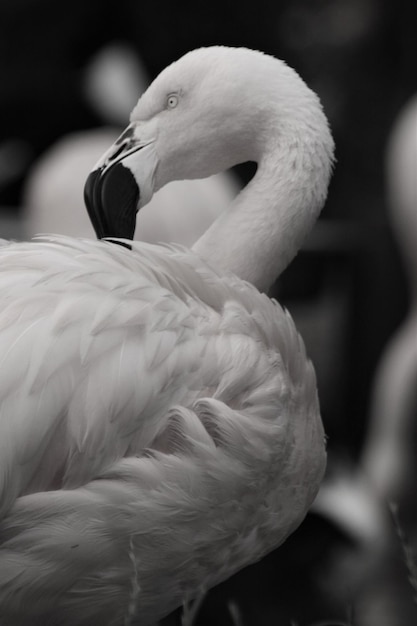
[0,46,333,625]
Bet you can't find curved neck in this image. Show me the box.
[192,125,332,293]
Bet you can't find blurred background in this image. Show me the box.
[1,0,417,624]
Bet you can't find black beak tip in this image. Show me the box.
[83,163,140,241]
[84,169,103,236]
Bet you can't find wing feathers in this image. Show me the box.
[0,236,325,625]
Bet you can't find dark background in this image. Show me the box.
[1,1,417,624]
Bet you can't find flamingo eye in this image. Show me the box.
[167,94,179,109]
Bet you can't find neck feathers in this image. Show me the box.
[193,104,334,292]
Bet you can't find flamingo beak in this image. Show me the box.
[84,124,158,240]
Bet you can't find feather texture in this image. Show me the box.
[0,236,325,625]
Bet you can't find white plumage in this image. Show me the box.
[0,46,333,625]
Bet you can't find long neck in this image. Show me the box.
[192,124,332,293]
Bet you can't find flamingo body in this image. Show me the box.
[0,236,324,625]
